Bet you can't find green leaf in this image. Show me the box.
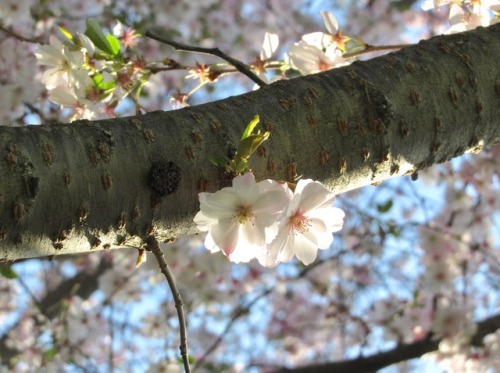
[85,20,115,56]
[0,265,18,279]
[376,200,393,213]
[236,132,269,161]
[58,26,74,41]
[209,155,229,168]
[234,159,249,174]
[92,74,116,91]
[240,115,260,141]
[106,33,121,56]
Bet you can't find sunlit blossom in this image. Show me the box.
[194,172,290,263]
[265,179,345,266]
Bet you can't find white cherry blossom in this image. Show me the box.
[35,36,87,90]
[287,42,348,75]
[266,179,345,266]
[194,172,290,263]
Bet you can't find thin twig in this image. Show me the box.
[145,236,191,373]
[144,30,267,87]
[343,43,412,58]
[193,257,332,371]
[193,287,273,371]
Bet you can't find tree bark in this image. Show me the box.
[1,24,499,260]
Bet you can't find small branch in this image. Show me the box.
[0,24,41,44]
[275,313,500,373]
[193,287,273,371]
[343,43,412,59]
[144,30,267,87]
[145,236,190,373]
[193,258,333,371]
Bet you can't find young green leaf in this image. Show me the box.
[209,155,229,168]
[241,115,260,141]
[85,20,115,55]
[106,33,121,56]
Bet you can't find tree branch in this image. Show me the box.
[145,30,268,87]
[1,24,500,260]
[145,236,190,373]
[275,314,500,373]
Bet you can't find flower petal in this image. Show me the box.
[211,221,239,257]
[296,180,336,211]
[291,234,320,265]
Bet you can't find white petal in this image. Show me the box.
[301,32,332,50]
[48,85,77,106]
[211,221,239,257]
[306,218,332,249]
[260,32,279,60]
[307,207,345,233]
[320,11,339,35]
[253,188,289,216]
[193,211,217,231]
[292,234,320,265]
[232,172,256,188]
[296,180,336,211]
[199,190,240,219]
[273,228,294,262]
[204,232,221,253]
[240,221,266,248]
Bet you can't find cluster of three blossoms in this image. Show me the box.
[194,172,345,267]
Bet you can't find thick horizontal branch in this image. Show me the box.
[276,313,500,373]
[1,24,500,260]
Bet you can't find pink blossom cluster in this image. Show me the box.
[194,172,345,267]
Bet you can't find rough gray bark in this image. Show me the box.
[1,24,499,260]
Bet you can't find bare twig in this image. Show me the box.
[144,30,267,87]
[145,236,190,373]
[193,287,273,371]
[193,257,333,371]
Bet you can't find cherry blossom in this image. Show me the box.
[194,172,290,263]
[287,42,348,75]
[35,36,87,90]
[266,179,345,266]
[1,2,500,372]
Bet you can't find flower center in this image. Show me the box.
[234,205,254,224]
[290,211,311,235]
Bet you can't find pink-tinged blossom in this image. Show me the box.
[266,179,345,266]
[194,172,290,264]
